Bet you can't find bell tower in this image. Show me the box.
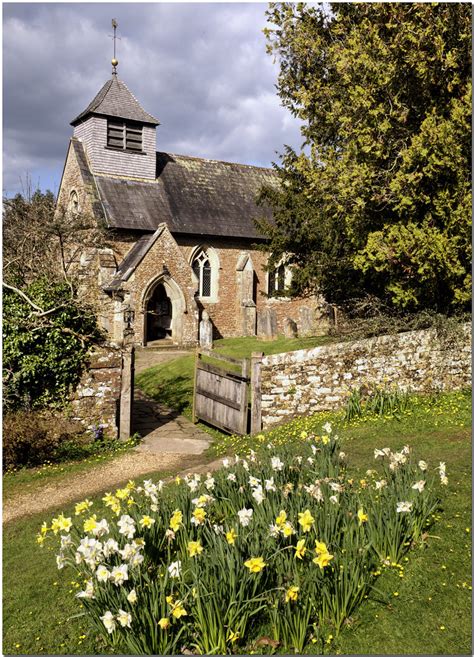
[70,20,159,181]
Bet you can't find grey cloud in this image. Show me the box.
[3,3,303,196]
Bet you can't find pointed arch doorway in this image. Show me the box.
[143,275,187,346]
[145,283,172,342]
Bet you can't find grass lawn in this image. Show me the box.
[135,334,335,420]
[3,389,471,655]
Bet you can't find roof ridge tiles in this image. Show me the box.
[159,151,276,173]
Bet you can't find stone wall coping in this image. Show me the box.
[261,323,471,367]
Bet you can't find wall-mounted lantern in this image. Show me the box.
[123,306,135,330]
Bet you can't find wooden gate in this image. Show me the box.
[192,350,249,434]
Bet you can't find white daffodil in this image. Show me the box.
[227,473,237,482]
[248,475,260,488]
[117,515,136,539]
[110,564,129,586]
[56,555,66,570]
[96,564,110,582]
[60,534,72,549]
[92,519,110,537]
[103,538,119,558]
[242,460,250,471]
[269,523,280,538]
[168,560,181,578]
[271,456,284,471]
[76,579,95,599]
[222,458,230,468]
[130,553,144,568]
[329,482,343,492]
[322,421,332,434]
[238,508,253,527]
[396,501,413,513]
[418,460,428,471]
[265,477,276,492]
[252,486,265,505]
[339,452,346,461]
[205,477,215,491]
[100,610,116,634]
[117,609,132,628]
[375,479,387,490]
[329,495,339,505]
[412,480,426,492]
[127,589,137,604]
[187,479,199,492]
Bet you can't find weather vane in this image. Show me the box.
[110,19,120,75]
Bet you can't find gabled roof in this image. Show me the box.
[70,77,160,126]
[94,151,277,239]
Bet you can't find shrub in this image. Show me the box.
[3,411,84,471]
[40,426,444,654]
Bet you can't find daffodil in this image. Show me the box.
[139,515,155,528]
[294,539,307,559]
[275,510,287,528]
[158,617,170,630]
[313,551,334,570]
[226,528,237,545]
[169,510,183,532]
[282,522,294,537]
[83,515,98,533]
[75,500,93,515]
[171,603,187,618]
[285,585,299,602]
[228,630,240,644]
[298,509,315,533]
[357,508,368,525]
[191,508,206,525]
[187,540,203,557]
[244,557,266,573]
[115,487,130,500]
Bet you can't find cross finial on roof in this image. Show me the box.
[110,18,119,76]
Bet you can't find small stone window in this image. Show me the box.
[107,120,143,152]
[268,263,286,296]
[68,190,79,214]
[192,250,212,298]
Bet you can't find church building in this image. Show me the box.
[56,61,326,347]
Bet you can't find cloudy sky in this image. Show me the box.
[3,2,305,197]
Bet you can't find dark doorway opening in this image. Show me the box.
[146,283,172,342]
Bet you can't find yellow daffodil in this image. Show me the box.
[313,550,334,570]
[36,533,45,545]
[226,528,237,545]
[275,510,287,528]
[165,595,174,605]
[74,500,93,515]
[158,617,170,630]
[169,510,183,532]
[322,435,330,445]
[115,487,130,500]
[283,522,294,537]
[294,539,307,559]
[357,508,368,525]
[298,509,315,533]
[171,603,187,618]
[40,522,49,535]
[126,480,136,491]
[228,630,240,644]
[244,557,266,573]
[315,540,329,555]
[139,515,155,528]
[187,540,204,557]
[192,508,206,525]
[175,476,181,485]
[285,585,299,603]
[83,515,98,533]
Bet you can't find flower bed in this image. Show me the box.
[39,425,446,654]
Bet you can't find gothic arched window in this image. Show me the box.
[192,249,212,298]
[68,190,79,215]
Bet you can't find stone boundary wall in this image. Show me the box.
[259,324,471,428]
[70,343,124,440]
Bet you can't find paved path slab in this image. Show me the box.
[133,389,212,455]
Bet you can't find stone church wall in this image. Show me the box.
[70,344,124,440]
[259,324,471,428]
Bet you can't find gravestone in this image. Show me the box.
[257,308,277,341]
[283,317,298,338]
[242,300,257,336]
[199,310,213,349]
[299,306,314,337]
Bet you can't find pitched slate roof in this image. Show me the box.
[70,77,159,126]
[94,151,276,239]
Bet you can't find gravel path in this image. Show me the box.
[3,347,220,525]
[3,451,223,525]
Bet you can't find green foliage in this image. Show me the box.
[259,3,471,313]
[3,277,103,410]
[343,387,412,422]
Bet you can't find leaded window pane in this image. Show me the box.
[202,260,211,297]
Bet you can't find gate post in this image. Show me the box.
[250,352,263,434]
[119,344,135,441]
